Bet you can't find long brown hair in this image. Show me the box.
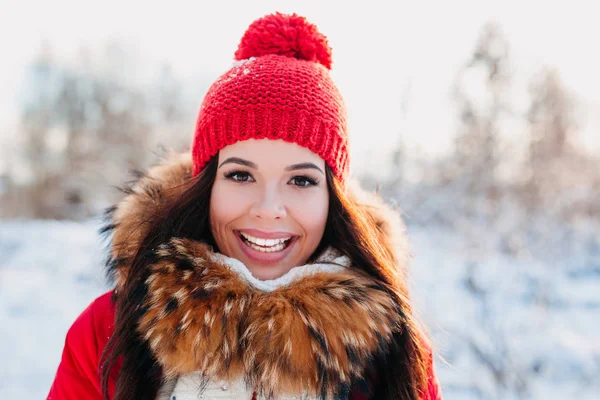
[100,154,429,400]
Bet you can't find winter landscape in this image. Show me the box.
[1,2,599,399]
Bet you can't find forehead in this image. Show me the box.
[218,139,325,167]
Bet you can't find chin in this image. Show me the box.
[247,263,291,280]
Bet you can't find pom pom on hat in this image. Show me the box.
[234,12,333,70]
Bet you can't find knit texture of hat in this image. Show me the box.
[191,12,349,182]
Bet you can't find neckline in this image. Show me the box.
[208,247,350,292]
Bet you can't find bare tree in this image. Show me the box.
[523,68,585,217]
[449,23,512,220]
[1,42,188,220]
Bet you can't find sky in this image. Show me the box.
[1,0,599,174]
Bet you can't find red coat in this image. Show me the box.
[47,291,442,400]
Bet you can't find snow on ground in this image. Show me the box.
[0,219,108,398]
[0,219,598,399]
[409,226,600,400]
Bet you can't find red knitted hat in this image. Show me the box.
[191,13,349,182]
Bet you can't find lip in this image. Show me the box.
[237,228,296,240]
[234,231,298,265]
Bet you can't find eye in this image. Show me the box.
[224,170,254,183]
[289,175,319,188]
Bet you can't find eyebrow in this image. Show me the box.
[219,157,257,169]
[218,157,324,175]
[285,162,324,175]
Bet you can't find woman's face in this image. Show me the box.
[209,138,329,280]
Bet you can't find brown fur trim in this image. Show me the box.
[137,237,401,399]
[103,151,192,289]
[345,178,412,273]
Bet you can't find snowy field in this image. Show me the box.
[1,219,598,399]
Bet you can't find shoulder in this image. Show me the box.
[67,290,116,355]
[47,291,117,399]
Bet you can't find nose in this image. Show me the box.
[250,184,287,220]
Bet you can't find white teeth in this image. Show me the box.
[240,232,291,247]
[246,241,286,253]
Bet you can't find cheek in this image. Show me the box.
[209,182,244,243]
[289,191,329,241]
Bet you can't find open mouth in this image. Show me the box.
[237,231,295,253]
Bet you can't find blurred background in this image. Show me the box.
[1,0,599,398]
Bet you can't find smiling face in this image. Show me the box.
[209,139,329,280]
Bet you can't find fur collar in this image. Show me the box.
[101,151,413,399]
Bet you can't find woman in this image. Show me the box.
[48,13,442,400]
